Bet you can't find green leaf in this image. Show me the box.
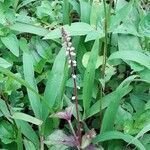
[93,131,145,150]
[80,1,91,23]
[90,0,101,28]
[109,50,150,69]
[21,39,43,119]
[100,85,132,133]
[16,128,23,150]
[110,0,134,31]
[0,99,11,119]
[113,20,139,36]
[63,0,70,24]
[118,35,143,52]
[8,22,48,36]
[24,138,36,150]
[0,66,41,98]
[85,85,132,119]
[101,80,135,133]
[139,12,150,38]
[82,52,103,69]
[43,22,94,39]
[0,57,12,68]
[44,48,67,110]
[83,39,100,116]
[12,112,43,126]
[1,33,19,57]
[0,120,16,144]
[15,120,40,149]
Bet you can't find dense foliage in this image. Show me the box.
[0,0,150,149]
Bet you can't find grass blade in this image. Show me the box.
[12,112,43,126]
[93,131,145,150]
[16,120,40,149]
[8,22,48,36]
[84,85,132,119]
[44,48,67,110]
[109,50,150,69]
[82,39,100,116]
[21,39,42,119]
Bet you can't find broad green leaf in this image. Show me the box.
[0,57,12,68]
[93,131,145,150]
[1,33,19,57]
[16,129,23,150]
[139,12,150,38]
[12,112,43,126]
[82,52,103,69]
[0,99,11,119]
[83,39,100,116]
[16,120,39,149]
[0,120,16,144]
[90,0,101,28]
[44,48,67,110]
[117,75,138,90]
[0,66,41,98]
[110,0,134,31]
[85,85,132,119]
[101,77,135,134]
[63,0,70,24]
[100,85,132,133]
[118,35,142,52]
[109,51,150,69]
[85,28,104,42]
[44,22,94,39]
[24,138,36,150]
[113,20,139,36]
[8,22,48,36]
[22,39,43,119]
[80,1,91,23]
[69,0,80,14]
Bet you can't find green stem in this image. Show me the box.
[40,135,44,150]
[102,0,108,80]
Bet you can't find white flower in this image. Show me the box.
[73,63,77,67]
[72,96,76,100]
[70,47,75,51]
[77,86,80,89]
[72,60,76,64]
[70,52,76,56]
[72,74,76,79]
[68,60,72,64]
[67,47,70,51]
[67,37,71,41]
[68,42,72,47]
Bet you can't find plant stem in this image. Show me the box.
[61,27,81,146]
[68,120,80,150]
[102,0,108,79]
[70,60,81,146]
[99,0,108,130]
[40,135,44,150]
